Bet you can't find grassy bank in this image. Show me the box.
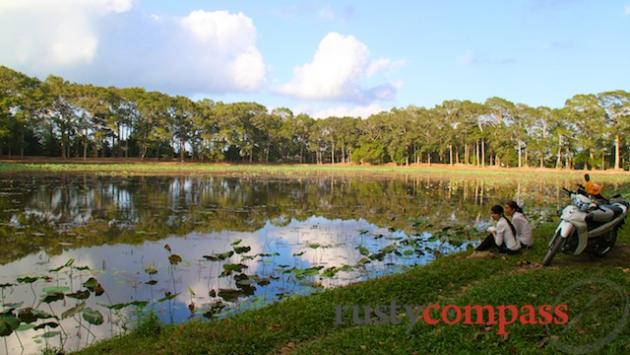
[2,161,630,182]
[77,223,630,355]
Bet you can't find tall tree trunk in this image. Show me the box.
[517,144,522,168]
[481,140,485,167]
[61,131,67,159]
[428,153,431,166]
[475,141,480,166]
[341,142,345,163]
[331,142,335,164]
[464,144,469,165]
[540,153,544,168]
[19,129,24,158]
[615,134,621,169]
[556,135,562,169]
[449,144,453,165]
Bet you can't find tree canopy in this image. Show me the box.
[1,66,629,169]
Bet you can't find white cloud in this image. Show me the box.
[277,32,401,103]
[0,3,265,94]
[0,0,131,67]
[309,103,386,119]
[625,4,630,15]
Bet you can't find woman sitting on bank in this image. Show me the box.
[505,200,533,248]
[475,205,520,254]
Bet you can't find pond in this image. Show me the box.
[0,173,612,354]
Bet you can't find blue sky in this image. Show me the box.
[1,0,629,117]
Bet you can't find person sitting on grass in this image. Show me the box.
[475,205,520,254]
[505,200,533,248]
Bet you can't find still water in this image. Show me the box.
[0,173,600,353]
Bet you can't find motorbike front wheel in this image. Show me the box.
[543,232,565,266]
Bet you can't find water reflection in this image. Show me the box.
[0,173,616,354]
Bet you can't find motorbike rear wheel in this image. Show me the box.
[543,232,564,267]
[591,227,618,257]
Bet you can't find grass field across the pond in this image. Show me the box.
[76,222,630,355]
[2,161,630,183]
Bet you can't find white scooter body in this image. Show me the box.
[553,193,628,255]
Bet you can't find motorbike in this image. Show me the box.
[542,186,629,266]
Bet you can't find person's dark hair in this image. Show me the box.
[584,174,590,182]
[506,200,523,214]
[491,205,504,214]
[491,205,516,236]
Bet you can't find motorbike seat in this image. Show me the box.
[600,204,624,217]
[586,207,615,224]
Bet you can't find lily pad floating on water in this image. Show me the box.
[168,254,183,266]
[288,266,324,279]
[230,239,242,246]
[42,286,70,294]
[41,330,61,338]
[203,251,234,261]
[61,302,85,319]
[16,308,54,324]
[0,313,20,337]
[66,289,90,300]
[216,289,242,302]
[368,244,398,261]
[158,292,179,303]
[233,246,251,254]
[82,307,104,326]
[33,321,59,330]
[356,257,371,266]
[203,302,225,319]
[321,265,354,278]
[16,276,40,284]
[145,280,158,286]
[83,277,98,291]
[41,292,65,304]
[241,254,256,261]
[144,265,158,275]
[357,245,369,256]
[49,258,75,273]
[258,252,280,257]
[83,277,105,296]
[220,263,248,277]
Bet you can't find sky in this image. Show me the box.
[0,0,629,118]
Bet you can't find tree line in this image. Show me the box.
[1,65,629,169]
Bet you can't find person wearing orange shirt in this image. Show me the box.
[583,174,605,200]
